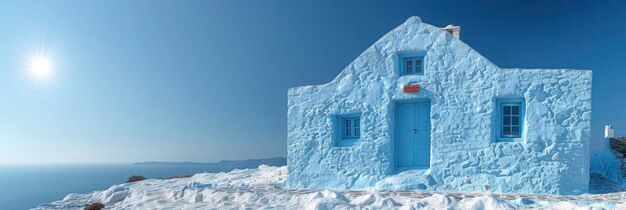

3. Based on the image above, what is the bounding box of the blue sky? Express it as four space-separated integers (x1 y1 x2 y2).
0 0 624 163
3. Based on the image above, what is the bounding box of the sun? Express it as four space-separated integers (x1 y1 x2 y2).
28 54 53 78
22 36 59 86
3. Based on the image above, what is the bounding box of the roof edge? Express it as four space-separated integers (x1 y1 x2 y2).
501 68 592 72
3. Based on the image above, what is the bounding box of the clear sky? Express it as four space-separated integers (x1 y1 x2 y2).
0 0 624 164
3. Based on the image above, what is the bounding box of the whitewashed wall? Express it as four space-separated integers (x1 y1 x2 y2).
286 17 592 195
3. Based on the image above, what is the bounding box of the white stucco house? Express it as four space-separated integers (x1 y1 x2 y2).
286 16 592 195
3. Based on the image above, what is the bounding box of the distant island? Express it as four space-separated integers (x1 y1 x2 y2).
133 157 286 172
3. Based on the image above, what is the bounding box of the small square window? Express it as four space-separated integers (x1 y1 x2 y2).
400 56 424 75
341 117 360 139
336 114 362 147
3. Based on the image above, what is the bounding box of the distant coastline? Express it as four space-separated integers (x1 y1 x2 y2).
133 157 286 168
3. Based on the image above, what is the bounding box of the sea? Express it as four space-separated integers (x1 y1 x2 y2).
0 164 242 209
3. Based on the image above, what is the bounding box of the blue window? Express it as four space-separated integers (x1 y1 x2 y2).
401 56 424 75
342 117 360 139
335 114 361 147
497 99 525 141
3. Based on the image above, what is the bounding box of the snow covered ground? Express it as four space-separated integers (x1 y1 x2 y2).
35 165 626 210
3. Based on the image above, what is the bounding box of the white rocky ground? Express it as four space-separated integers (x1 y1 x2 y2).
35 166 626 210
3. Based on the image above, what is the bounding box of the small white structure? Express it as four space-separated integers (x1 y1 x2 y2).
591 125 623 183
604 124 615 150
605 124 615 139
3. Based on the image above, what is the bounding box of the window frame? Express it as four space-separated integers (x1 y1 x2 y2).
341 117 360 139
335 113 362 147
496 98 525 142
399 55 425 76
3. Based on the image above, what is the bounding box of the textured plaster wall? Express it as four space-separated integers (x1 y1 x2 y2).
286 17 592 195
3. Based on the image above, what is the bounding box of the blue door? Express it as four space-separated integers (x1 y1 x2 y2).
395 101 430 171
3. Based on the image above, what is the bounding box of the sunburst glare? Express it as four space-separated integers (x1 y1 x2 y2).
29 54 53 79
22 36 59 87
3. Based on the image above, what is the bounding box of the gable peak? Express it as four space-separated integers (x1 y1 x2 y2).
405 16 422 24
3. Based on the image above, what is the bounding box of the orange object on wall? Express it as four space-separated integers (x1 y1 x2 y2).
403 84 420 93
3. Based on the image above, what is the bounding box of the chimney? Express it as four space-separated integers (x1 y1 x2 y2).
442 25 461 39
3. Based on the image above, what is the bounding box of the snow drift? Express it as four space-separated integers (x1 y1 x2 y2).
35 165 625 210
